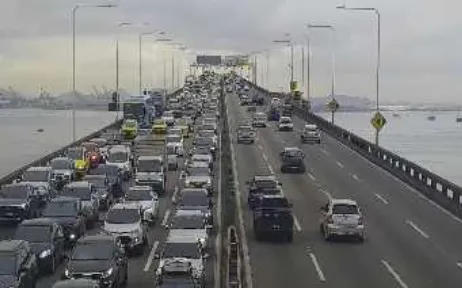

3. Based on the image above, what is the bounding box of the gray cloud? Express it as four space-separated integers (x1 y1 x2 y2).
0 0 462 103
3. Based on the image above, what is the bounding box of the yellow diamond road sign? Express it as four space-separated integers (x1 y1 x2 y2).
371 112 387 131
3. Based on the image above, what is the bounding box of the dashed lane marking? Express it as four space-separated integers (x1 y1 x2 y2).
161 209 171 227
352 174 360 181
374 193 389 205
336 161 344 169
406 220 430 239
143 241 159 272
294 216 302 232
308 251 326 282
307 172 316 181
381 260 409 288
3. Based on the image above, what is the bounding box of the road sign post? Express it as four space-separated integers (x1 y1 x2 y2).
370 111 387 146
327 98 339 125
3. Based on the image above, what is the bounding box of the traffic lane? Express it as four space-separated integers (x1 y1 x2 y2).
291 115 462 267
228 96 322 288
257 125 401 288
265 120 462 287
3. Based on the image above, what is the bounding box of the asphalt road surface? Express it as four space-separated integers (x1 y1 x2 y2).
227 88 462 288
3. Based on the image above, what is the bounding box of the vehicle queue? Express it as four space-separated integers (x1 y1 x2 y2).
0 72 222 288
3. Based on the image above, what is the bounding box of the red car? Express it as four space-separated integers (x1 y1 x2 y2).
82 142 101 169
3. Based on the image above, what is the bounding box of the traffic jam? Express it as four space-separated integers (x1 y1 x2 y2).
234 78 365 244
0 72 221 288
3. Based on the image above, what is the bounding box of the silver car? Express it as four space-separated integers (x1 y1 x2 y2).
320 199 365 242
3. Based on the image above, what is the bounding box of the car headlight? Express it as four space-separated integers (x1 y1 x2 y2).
205 212 211 218
19 203 27 209
69 233 76 240
39 249 51 258
64 268 70 277
199 238 206 246
103 267 113 278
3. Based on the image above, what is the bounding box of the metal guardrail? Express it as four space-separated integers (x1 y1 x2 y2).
226 226 242 288
244 79 462 219
0 88 185 188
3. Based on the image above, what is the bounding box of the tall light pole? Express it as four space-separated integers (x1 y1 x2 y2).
273 37 294 88
304 34 311 105
338 5 381 145
307 24 337 101
115 22 132 121
139 31 165 94
72 3 116 142
155 38 173 91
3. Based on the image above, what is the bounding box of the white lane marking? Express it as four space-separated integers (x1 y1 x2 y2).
352 174 360 181
406 220 430 239
230 119 253 288
381 260 409 288
320 189 332 200
171 186 179 202
374 193 389 205
293 216 302 232
320 148 330 156
143 241 159 272
308 252 326 282
262 153 268 162
161 209 171 227
336 161 344 168
307 172 316 181
258 144 263 150
268 164 274 174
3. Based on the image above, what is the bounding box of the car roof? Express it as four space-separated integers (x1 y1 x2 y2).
0 240 27 252
331 199 358 206
20 218 57 226
111 202 141 210
167 230 202 243
51 196 79 203
77 235 115 244
283 147 301 151
188 161 209 168
254 175 277 181
180 188 208 194
280 116 292 120
305 124 317 129
26 166 51 172
138 156 161 161
192 154 210 159
173 210 203 217
66 181 91 188
51 157 71 162
129 185 152 191
260 194 285 199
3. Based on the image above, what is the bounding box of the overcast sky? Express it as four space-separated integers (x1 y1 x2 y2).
0 0 461 103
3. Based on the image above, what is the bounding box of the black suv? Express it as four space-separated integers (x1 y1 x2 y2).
253 195 294 242
42 197 86 247
280 147 306 173
246 176 283 210
0 240 38 288
63 235 128 288
0 183 40 222
14 218 65 274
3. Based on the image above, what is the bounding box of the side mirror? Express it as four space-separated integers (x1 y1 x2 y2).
320 206 327 212
278 182 283 186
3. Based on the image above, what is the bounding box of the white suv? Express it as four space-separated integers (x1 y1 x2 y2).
320 199 365 242
278 116 294 131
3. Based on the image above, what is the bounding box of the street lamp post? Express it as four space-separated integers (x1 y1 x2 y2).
71 3 116 142
139 31 164 94
155 38 173 91
338 5 381 145
307 24 337 101
273 38 294 88
115 22 132 121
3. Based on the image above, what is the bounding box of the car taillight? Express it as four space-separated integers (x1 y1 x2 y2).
91 156 97 160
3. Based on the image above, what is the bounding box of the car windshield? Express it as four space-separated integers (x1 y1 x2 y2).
201 125 214 131
255 180 277 189
14 225 51 243
0 186 28 199
154 119 166 125
108 152 127 163
51 159 71 170
0 254 16 275
180 193 208 207
106 209 140 224
164 112 173 117
284 149 302 158
138 159 162 173
67 149 83 160
43 201 78 217
62 187 91 201
167 135 181 143
332 204 359 215
193 147 210 155
72 242 113 261
85 178 106 189
171 216 204 229
194 138 212 146
126 189 152 201
199 131 214 138
281 118 291 123
124 120 137 128
23 170 48 182
188 167 209 177
163 243 201 259
239 127 252 133
260 197 289 208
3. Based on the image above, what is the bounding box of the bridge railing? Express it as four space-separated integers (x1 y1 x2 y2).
226 226 242 288
244 80 462 219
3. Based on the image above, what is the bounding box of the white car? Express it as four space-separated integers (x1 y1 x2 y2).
103 202 148 253
320 199 365 242
125 186 159 224
166 209 210 249
278 116 294 131
197 130 217 147
166 134 184 156
190 154 213 170
162 111 175 126
106 146 132 180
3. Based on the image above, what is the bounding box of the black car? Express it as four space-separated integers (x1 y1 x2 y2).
13 218 65 274
83 175 113 210
0 240 38 288
0 183 40 222
87 164 123 199
63 235 128 288
246 175 283 209
53 279 100 288
280 147 306 173
42 197 86 247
